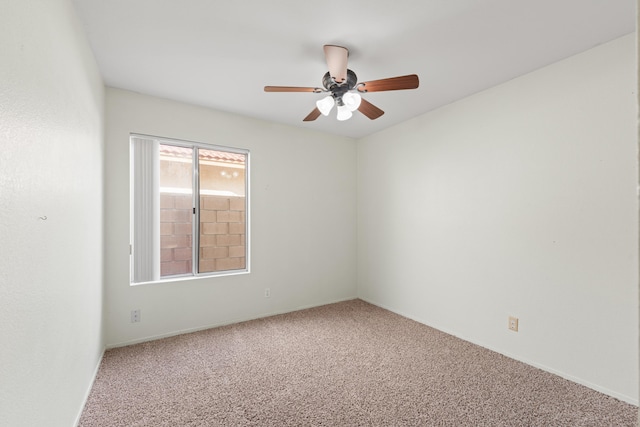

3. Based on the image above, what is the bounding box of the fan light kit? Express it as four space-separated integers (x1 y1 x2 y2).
317 92 361 120
264 45 419 122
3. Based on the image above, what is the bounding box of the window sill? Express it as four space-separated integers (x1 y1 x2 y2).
130 268 250 286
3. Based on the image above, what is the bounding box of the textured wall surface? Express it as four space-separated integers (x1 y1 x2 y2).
0 0 105 425
358 34 638 404
105 88 358 348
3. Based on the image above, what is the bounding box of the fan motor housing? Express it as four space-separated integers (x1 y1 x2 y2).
323 69 358 98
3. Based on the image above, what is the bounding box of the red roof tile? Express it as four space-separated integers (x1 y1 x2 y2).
159 144 245 164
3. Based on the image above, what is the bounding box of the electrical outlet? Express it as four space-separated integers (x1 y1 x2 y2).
131 309 141 323
508 316 518 332
264 288 270 298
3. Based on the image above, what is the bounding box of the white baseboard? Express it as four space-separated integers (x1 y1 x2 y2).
358 296 639 406
106 295 358 349
74 348 106 427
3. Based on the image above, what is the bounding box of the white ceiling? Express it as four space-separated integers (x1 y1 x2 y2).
72 0 635 139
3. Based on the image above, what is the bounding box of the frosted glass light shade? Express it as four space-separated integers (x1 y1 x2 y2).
316 96 335 116
336 105 353 121
342 92 361 111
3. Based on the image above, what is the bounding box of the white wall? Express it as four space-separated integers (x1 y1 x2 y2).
358 34 638 403
0 1 105 426
104 88 357 347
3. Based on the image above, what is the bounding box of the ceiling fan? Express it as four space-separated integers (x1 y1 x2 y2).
264 45 419 122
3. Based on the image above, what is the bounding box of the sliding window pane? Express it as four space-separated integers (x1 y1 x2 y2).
159 144 193 278
198 148 246 273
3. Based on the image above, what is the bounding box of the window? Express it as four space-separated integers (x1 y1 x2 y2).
130 135 249 284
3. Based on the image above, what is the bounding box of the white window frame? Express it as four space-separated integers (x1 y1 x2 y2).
130 133 250 285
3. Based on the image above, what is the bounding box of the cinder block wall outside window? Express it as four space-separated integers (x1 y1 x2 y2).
160 193 193 276
199 195 246 272
160 193 246 276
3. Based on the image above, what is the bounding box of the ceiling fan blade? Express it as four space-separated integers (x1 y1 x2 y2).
357 74 419 93
264 86 321 93
358 98 385 120
303 107 322 122
323 45 348 84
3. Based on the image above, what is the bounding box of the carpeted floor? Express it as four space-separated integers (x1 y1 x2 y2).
79 299 637 426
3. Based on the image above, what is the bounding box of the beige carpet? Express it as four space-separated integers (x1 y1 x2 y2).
79 299 637 426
